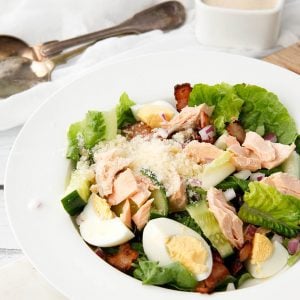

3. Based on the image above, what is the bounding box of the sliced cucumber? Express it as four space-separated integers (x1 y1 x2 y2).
186 201 233 258
150 189 168 218
141 168 168 218
202 151 235 190
61 170 91 216
282 151 300 179
102 108 117 141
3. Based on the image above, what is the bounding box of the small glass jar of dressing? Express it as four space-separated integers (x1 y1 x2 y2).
194 0 285 50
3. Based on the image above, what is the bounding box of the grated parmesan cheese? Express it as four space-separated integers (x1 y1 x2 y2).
92 135 203 196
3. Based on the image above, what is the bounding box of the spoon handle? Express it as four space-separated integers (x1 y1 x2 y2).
39 1 185 58
39 25 138 58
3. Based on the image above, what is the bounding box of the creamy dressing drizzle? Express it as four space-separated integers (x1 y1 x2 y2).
202 0 278 10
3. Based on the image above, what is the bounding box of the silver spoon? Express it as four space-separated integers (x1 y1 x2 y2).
0 1 186 61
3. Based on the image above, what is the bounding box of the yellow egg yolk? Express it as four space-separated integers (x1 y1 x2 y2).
251 233 273 264
137 105 175 128
165 235 208 274
91 193 114 220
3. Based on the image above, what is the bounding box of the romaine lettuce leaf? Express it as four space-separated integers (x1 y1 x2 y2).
171 211 203 235
234 84 297 144
66 121 82 162
116 92 136 128
188 83 244 134
133 260 197 290
238 182 300 237
81 111 106 149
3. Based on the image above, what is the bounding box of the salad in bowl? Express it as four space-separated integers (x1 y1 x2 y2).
61 82 300 294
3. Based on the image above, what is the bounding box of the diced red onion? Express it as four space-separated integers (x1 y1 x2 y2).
161 113 167 121
264 132 277 143
250 172 265 181
199 125 215 142
224 188 236 201
234 170 251 180
187 178 202 187
288 238 300 255
271 234 283 244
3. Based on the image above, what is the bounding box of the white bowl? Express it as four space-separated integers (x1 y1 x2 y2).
195 0 284 50
5 50 300 299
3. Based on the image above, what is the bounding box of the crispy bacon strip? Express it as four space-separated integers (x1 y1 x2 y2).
226 121 246 144
106 243 138 272
122 122 152 140
195 262 230 294
200 111 210 129
174 83 192 112
239 241 252 262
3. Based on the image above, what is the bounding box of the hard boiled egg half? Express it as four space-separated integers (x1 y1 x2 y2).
131 101 177 128
77 193 134 247
246 233 289 279
143 218 213 280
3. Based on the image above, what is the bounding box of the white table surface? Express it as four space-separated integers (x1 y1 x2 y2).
0 127 24 266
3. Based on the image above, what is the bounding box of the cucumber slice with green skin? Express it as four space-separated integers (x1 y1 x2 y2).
150 189 168 218
140 168 169 218
61 170 91 216
282 151 300 179
186 201 233 258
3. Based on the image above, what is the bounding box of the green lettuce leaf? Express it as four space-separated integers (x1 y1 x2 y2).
133 260 197 290
295 135 300 155
116 92 136 128
66 121 82 161
238 182 300 237
216 176 249 192
234 84 297 144
81 111 106 149
170 211 203 235
188 83 244 134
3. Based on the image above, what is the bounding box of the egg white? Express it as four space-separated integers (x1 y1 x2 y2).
77 198 134 247
143 218 213 281
246 241 289 279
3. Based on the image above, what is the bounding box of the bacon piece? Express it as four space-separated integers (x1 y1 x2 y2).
244 224 257 242
212 250 223 264
174 83 192 112
230 259 244 276
200 111 210 129
226 122 246 144
122 122 152 140
239 241 252 262
106 243 138 272
195 262 230 294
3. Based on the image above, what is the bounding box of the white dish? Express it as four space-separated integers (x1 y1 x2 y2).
195 0 284 50
5 50 300 299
